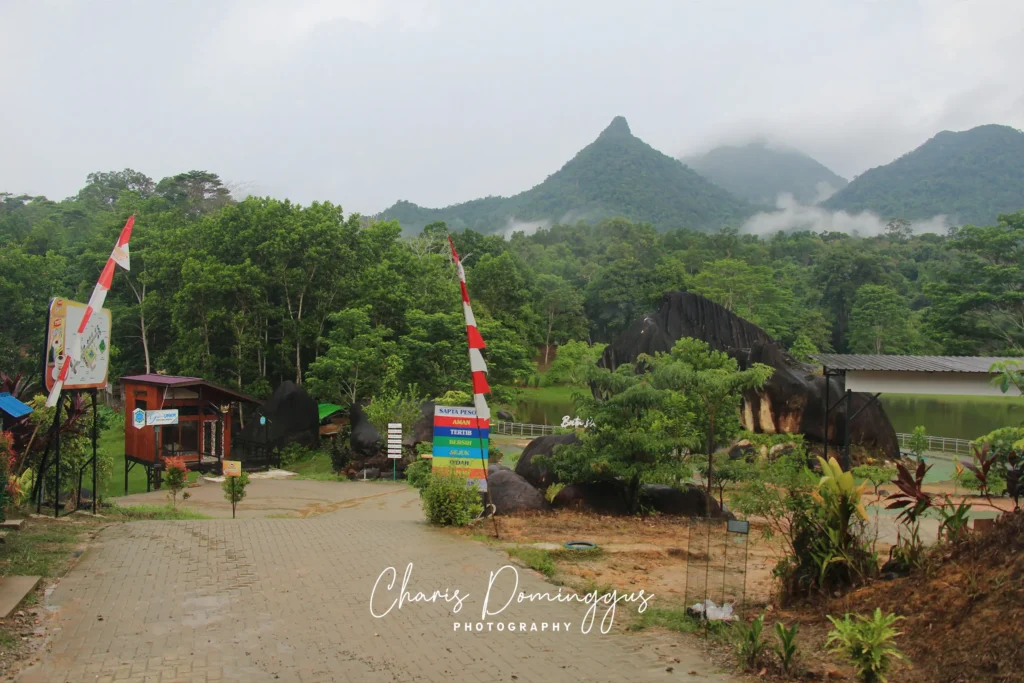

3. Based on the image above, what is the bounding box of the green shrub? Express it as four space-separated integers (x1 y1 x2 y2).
405 459 433 490
826 608 905 683
421 469 483 526
278 442 316 468
774 621 799 675
908 426 928 462
222 471 251 519
545 482 565 503
734 613 767 670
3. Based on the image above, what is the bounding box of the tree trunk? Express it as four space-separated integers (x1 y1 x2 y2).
626 474 642 515
544 311 553 365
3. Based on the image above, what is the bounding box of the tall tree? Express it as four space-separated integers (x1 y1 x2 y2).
847 284 918 354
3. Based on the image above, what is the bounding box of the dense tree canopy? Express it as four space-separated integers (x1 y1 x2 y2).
2 167 1021 407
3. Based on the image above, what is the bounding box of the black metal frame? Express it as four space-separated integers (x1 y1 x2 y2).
822 365 883 470
34 388 100 517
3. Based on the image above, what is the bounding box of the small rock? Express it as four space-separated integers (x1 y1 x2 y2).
666 666 674 673
97 615 104 621
14 611 24 618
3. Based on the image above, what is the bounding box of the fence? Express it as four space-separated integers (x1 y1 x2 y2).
895 432 973 457
491 421 557 437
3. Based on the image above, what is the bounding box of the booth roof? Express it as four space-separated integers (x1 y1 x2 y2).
120 374 261 404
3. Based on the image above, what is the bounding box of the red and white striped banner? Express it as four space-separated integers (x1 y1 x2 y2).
45 216 134 407
447 235 491 423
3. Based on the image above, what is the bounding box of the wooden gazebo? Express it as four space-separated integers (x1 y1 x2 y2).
120 374 260 492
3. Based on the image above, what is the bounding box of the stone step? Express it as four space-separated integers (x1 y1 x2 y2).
1 519 25 530
0 576 41 619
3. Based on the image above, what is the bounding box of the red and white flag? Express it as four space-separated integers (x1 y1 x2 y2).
45 216 134 407
447 235 491 423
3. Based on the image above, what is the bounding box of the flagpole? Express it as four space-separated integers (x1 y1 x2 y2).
447 234 498 537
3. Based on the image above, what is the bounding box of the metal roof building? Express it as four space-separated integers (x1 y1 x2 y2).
811 354 1022 397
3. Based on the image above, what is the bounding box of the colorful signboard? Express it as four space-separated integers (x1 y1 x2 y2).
432 405 488 492
45 298 112 392
222 460 242 477
131 408 146 430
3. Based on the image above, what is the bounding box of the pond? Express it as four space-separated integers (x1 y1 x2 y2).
512 387 1024 441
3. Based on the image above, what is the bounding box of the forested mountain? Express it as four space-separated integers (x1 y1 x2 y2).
824 124 1024 226
379 117 755 234
4 163 1023 406
680 141 848 205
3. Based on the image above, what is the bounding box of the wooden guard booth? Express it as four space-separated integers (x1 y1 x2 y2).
121 374 260 493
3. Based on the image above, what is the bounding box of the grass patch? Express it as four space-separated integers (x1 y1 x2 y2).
0 518 88 577
548 546 605 562
629 606 732 640
104 503 211 520
506 546 557 578
285 450 339 480
100 426 200 498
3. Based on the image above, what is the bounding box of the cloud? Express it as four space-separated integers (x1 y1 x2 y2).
213 0 438 62
742 194 952 236
500 218 551 238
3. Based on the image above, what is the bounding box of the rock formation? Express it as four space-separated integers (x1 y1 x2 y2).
488 469 550 514
515 434 579 488
598 291 899 463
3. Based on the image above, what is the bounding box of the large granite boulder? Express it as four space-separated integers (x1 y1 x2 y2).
515 434 579 488
349 403 382 457
598 291 899 464
551 481 630 515
641 484 733 519
551 481 731 518
488 469 550 515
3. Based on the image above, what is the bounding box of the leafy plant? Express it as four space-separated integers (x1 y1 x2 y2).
328 432 352 473
278 442 315 468
885 460 933 524
734 613 767 670
826 609 905 683
852 464 896 499
421 468 483 526
222 471 250 519
773 621 799 675
162 455 190 510
544 482 565 503
907 426 928 462
405 459 432 490
937 498 972 541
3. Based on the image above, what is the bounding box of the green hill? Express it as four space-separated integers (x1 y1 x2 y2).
379 117 754 233
823 124 1024 225
680 141 848 206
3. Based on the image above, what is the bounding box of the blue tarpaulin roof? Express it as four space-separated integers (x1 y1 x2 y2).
0 392 32 419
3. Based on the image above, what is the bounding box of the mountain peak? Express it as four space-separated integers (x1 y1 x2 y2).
600 116 631 138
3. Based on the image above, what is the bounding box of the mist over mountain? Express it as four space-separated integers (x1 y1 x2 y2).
379 117 755 234
823 124 1024 226
680 141 848 206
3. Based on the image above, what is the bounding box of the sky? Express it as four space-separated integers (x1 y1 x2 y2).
2 0 1022 216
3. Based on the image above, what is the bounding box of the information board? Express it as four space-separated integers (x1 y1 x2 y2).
44 298 112 391
432 406 488 492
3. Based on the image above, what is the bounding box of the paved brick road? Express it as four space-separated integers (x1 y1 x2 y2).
18 485 735 683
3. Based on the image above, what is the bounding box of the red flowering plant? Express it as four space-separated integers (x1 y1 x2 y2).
162 455 191 509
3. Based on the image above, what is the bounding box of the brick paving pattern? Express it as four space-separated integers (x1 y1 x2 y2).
19 512 735 682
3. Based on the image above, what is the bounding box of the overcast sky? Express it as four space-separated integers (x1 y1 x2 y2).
2 0 1022 215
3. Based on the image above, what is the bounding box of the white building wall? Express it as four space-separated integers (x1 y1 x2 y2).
844 371 1021 397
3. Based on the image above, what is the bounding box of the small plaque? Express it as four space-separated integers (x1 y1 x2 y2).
727 520 750 535
222 461 242 477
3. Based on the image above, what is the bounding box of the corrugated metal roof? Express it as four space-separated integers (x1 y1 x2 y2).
810 354 1022 373
318 403 345 421
0 392 32 419
119 374 260 404
119 373 202 386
